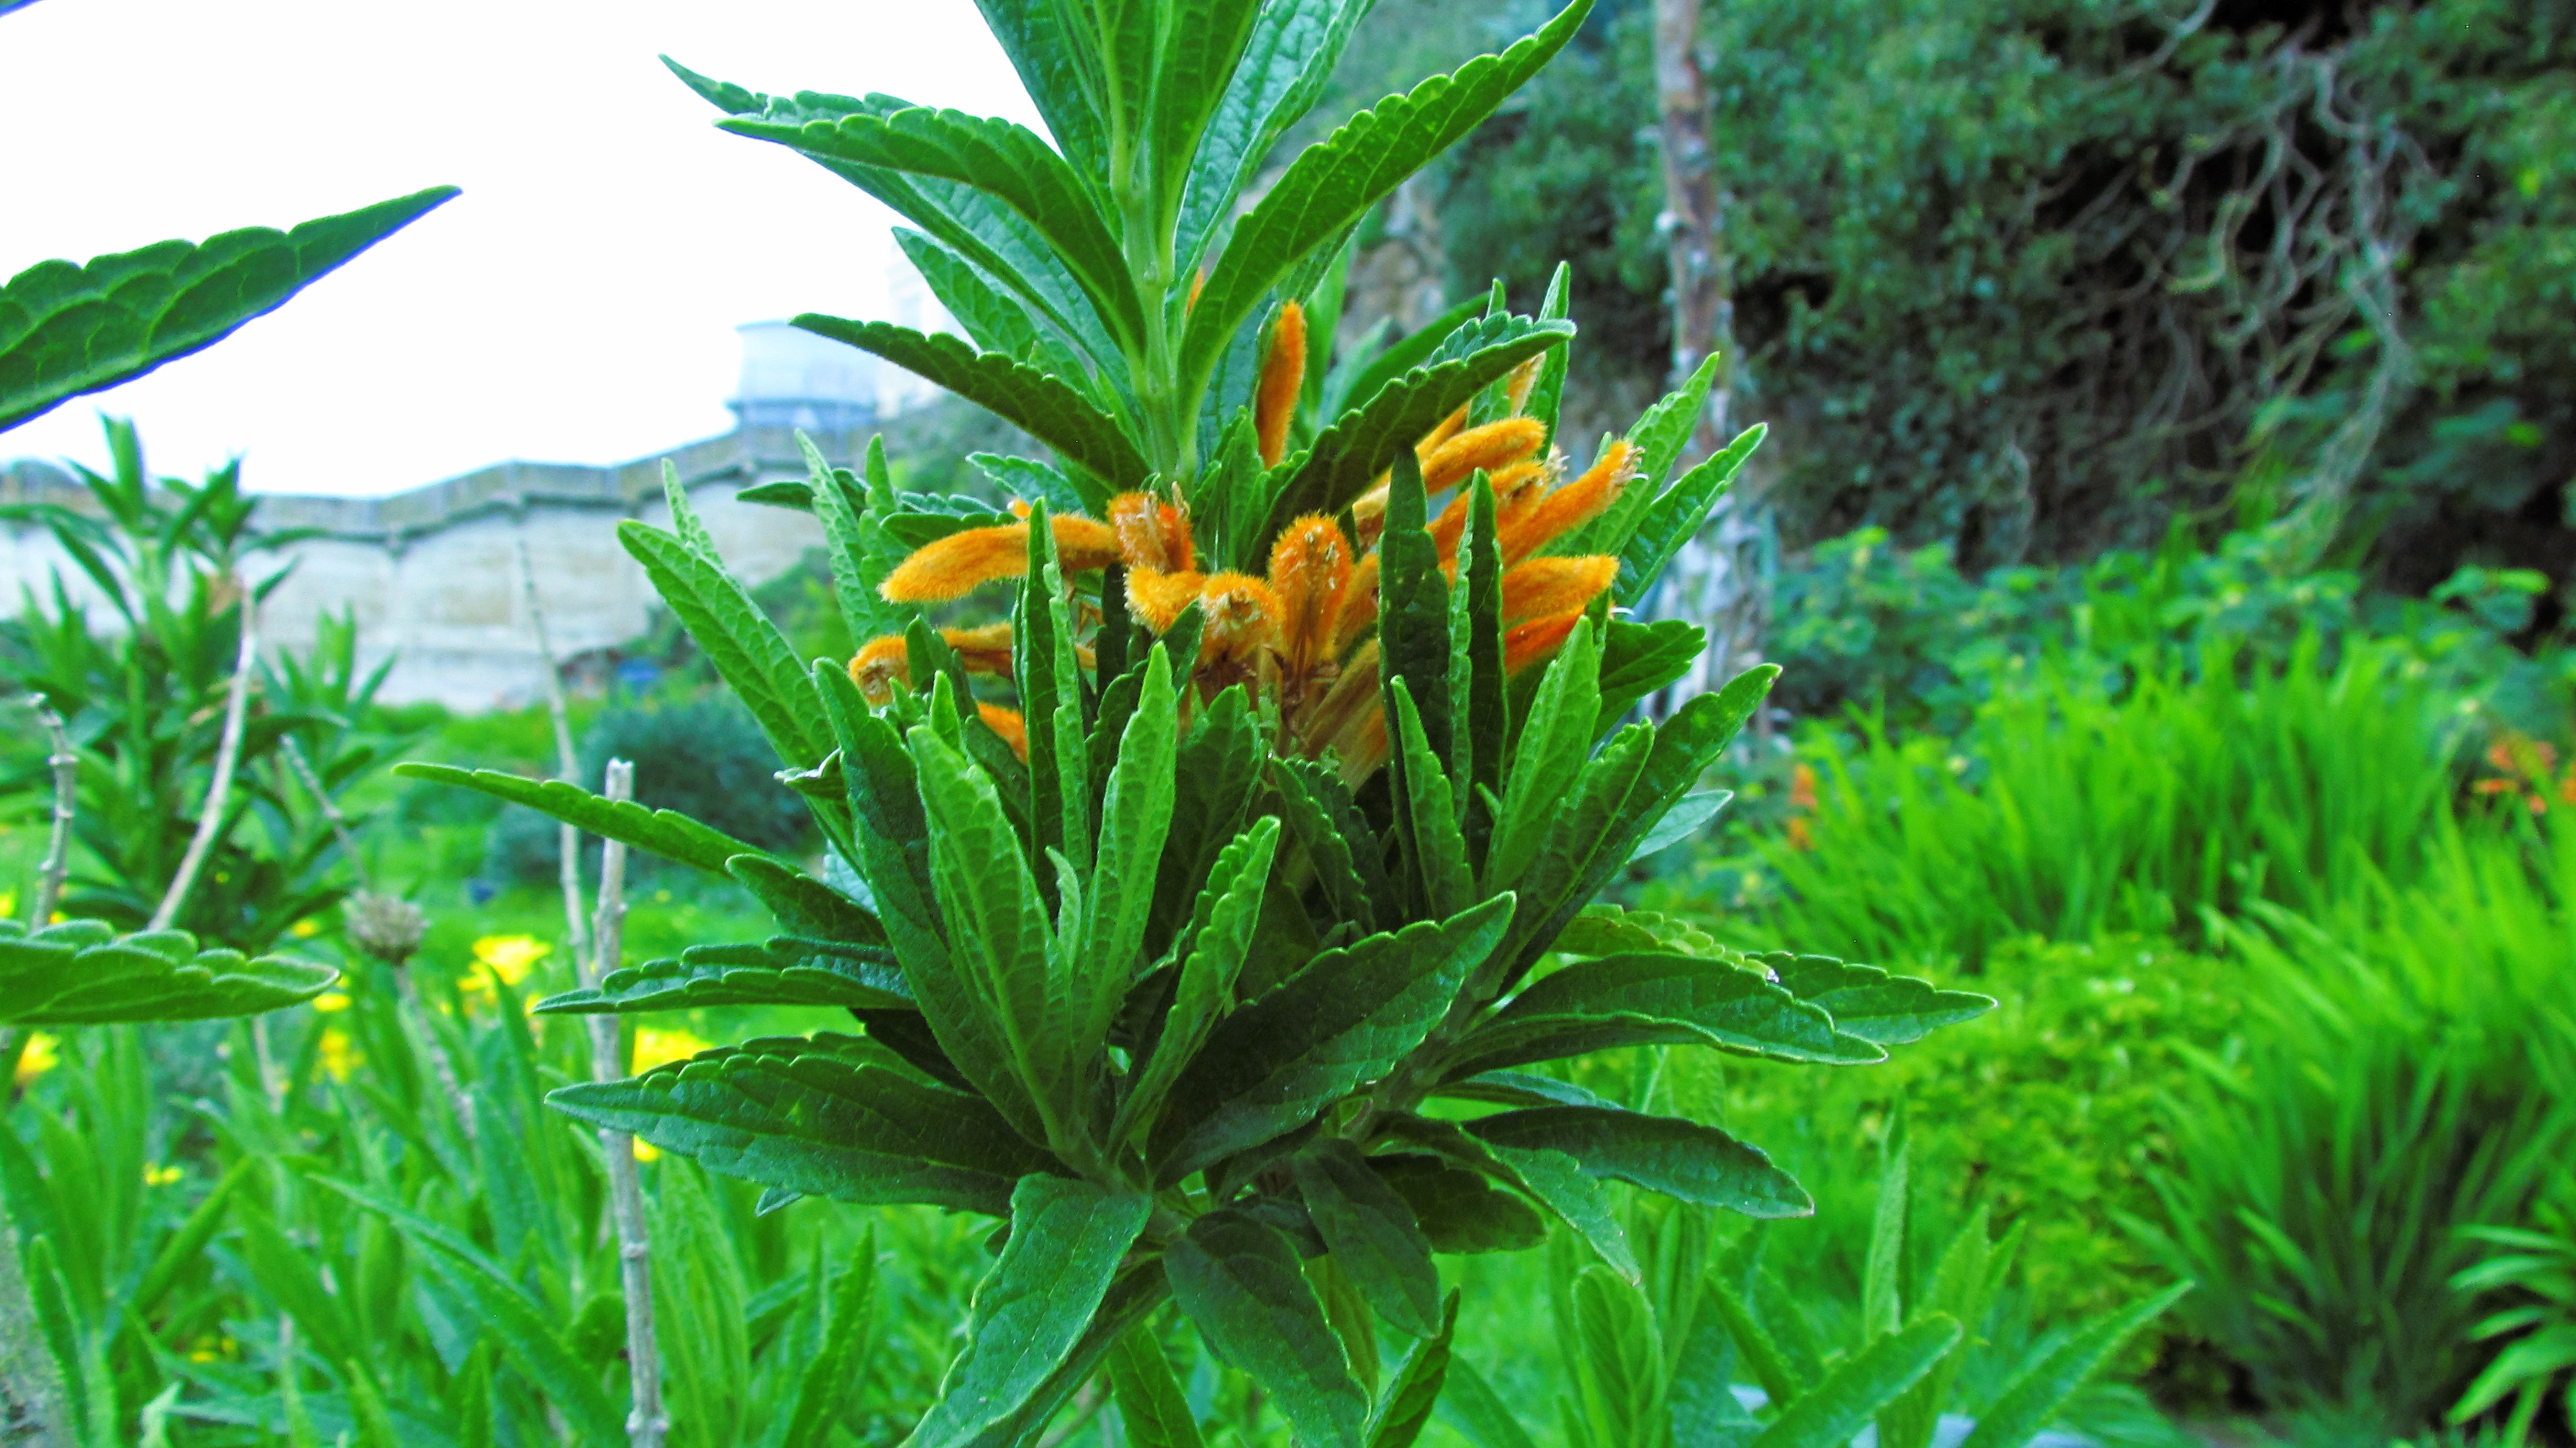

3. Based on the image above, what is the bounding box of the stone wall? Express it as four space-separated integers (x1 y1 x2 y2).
1 424 871 712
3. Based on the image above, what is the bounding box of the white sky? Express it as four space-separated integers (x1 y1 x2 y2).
0 0 1034 496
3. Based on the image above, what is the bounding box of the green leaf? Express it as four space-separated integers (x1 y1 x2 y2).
1863 1111 1912 1342
1613 425 1765 607
1016 501 1089 878
1461 473 1507 829
533 939 908 1014
19 1235 87 1444
1466 1106 1812 1217
808 432 916 643
1562 355 1718 559
0 187 456 433
1378 1117 1633 1278
1388 679 1471 920
1956 1285 2190 1448
1439 1359 1541 1448
1254 312 1574 552
1595 619 1706 728
729 855 894 952
1167 1211 1371 1448
1105 1325 1208 1448
1550 905 1721 959
1631 791 1729 864
1486 615 1601 891
547 1036 1054 1214
1707 1272 1806 1409
1150 896 1514 1186
1527 264 1573 447
1369 1292 1461 1448
1293 1140 1443 1337
619 518 832 768
952 1263 1174 1448
1179 0 1593 403
1366 1155 1548 1255
394 763 775 878
967 1 1111 183
797 317 1146 493
897 228 1099 390
905 1176 1152 1448
1147 0 1267 231
1117 816 1279 1147
1748 1317 1960 1448
1269 756 1391 934
1078 644 1181 1056
1380 449 1454 769
1175 0 1373 271
1147 685 1265 956
1443 952 1884 1078
1880 1209 1999 1448
730 106 1146 354
1761 956 1995 1045
768 1236 881 1448
1425 1071 1621 1112
0 920 334 1025
1325 296 1482 432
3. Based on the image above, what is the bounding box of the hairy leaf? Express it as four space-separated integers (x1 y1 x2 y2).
1466 1106 1812 1217
1104 1325 1208 1448
1369 1293 1460 1448
1168 1211 1370 1448
1613 424 1766 607
394 763 773 879
621 519 833 768
533 939 908 1015
1118 816 1279 1147
1956 1284 2190 1448
1748 1317 1960 1448
1443 952 1883 1078
1176 0 1375 271
1293 1140 1443 1337
1761 955 1995 1045
0 919 334 1025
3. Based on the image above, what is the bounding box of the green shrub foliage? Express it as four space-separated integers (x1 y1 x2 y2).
414 3 1993 1441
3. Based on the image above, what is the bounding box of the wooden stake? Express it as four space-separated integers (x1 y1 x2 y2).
583 760 667 1448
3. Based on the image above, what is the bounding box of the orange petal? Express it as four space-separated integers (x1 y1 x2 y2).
879 515 1119 601
1331 553 1381 658
944 621 1018 677
1503 613 1585 674
1418 405 1470 455
977 703 1029 760
848 634 910 704
1500 555 1617 626
1256 301 1307 469
1421 418 1546 494
1128 568 1208 634
1504 354 1545 414
1267 514 1353 681
1197 571 1281 667
1499 438 1636 563
1110 491 1194 573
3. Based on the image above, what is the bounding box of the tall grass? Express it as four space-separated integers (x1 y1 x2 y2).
1752 638 2467 969
2132 816 2576 1431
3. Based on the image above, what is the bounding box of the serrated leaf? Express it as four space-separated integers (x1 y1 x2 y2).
1613 425 1765 607
1269 756 1390 933
1761 955 1995 1045
1369 1292 1460 1448
1486 615 1600 891
797 316 1146 493
0 920 334 1025
1117 816 1279 1147
1380 448 1454 771
1367 1155 1548 1255
1 187 456 432
1105 1326 1208 1448
1708 1272 1805 1409
729 855 894 953
809 432 919 643
1254 312 1574 553
1077 643 1179 1056
769 1234 881 1448
1293 1140 1443 1337
1445 952 1883 1078
1175 0 1373 273
1379 1117 1633 1279
1326 295 1482 434
897 228 1097 390
1563 355 1718 559
620 519 833 768
730 106 1145 354
1550 904 1720 959
1388 679 1471 920
972 451 1099 520
1146 0 1266 231
1168 1211 1370 1448
1179 0 1592 403
904 1175 1152 1448
1956 1284 2190 1448
533 939 908 1014
1150 897 1514 1186
1466 1106 1812 1217
548 1037 1053 1214
967 1 1111 183
394 763 775 879
1748 1317 1960 1448
1596 619 1706 728
1880 1209 1998 1448
1146 685 1264 955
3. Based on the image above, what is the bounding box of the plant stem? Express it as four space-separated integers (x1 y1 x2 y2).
583 760 667 1448
151 588 259 933
27 696 74 929
515 529 594 972
278 736 367 892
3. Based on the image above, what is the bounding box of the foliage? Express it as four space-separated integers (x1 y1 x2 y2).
478 696 813 889
0 421 403 950
2133 818 2576 1431
2451 1166 2576 1443
420 3 2009 1445
0 919 334 1025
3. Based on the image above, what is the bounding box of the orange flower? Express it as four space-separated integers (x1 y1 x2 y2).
1789 763 1819 811
978 703 1029 759
1500 438 1635 563
847 623 1020 703
1256 302 1307 469
1499 555 1617 626
1267 515 1353 684
1128 568 1209 633
880 515 1121 601
1196 571 1281 669
1502 613 1583 674
1421 418 1546 495
1331 554 1381 658
1503 354 1545 414
1785 816 1814 852
1110 491 1194 573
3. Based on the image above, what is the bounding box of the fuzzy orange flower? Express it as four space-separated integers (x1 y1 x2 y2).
1499 438 1635 563
1256 302 1307 469
1502 613 1584 674
1499 555 1618 626
1110 491 1194 573
848 623 1021 704
977 704 1029 759
1421 418 1547 495
880 515 1121 601
1268 514 1353 685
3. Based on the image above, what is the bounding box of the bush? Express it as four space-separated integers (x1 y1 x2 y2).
2135 820 2576 1431
480 697 811 888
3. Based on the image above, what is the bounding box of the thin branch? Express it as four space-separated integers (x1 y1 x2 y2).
583 759 667 1448
28 695 74 928
151 587 259 933
514 526 593 972
279 736 367 893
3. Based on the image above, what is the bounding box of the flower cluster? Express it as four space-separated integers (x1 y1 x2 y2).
848 304 1635 781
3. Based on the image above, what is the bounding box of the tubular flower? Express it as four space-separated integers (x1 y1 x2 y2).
978 703 1029 760
1194 572 1281 672
1503 354 1545 414
848 623 1022 704
1499 438 1635 563
1267 514 1353 687
1421 417 1547 495
1127 568 1210 633
1110 491 1193 573
1255 302 1307 469
1330 553 1381 659
1503 613 1585 674
1499 555 1618 626
881 515 1121 601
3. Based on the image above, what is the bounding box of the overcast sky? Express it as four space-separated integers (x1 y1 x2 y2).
1 0 1035 496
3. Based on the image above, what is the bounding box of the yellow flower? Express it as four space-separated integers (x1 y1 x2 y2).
144 1164 183 1187
318 1028 361 1083
311 991 352 1014
631 1138 663 1163
631 1025 713 1075
470 935 550 984
14 1032 59 1087
290 918 323 939
0 889 14 917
